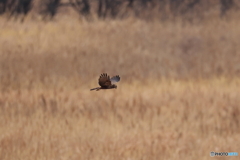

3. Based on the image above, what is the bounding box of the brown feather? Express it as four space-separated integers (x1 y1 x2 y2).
98 73 112 87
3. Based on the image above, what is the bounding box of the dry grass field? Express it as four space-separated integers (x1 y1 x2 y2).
0 15 240 160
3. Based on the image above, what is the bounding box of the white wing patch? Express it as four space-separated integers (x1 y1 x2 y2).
110 75 120 83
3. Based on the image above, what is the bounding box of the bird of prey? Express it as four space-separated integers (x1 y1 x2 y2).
90 73 120 91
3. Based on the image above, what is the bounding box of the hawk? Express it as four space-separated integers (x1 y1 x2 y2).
90 73 120 91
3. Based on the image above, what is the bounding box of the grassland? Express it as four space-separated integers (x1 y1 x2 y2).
0 16 240 160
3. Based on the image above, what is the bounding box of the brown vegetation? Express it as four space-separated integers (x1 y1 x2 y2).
0 0 240 21
0 13 240 159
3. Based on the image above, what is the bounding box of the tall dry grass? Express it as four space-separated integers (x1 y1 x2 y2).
0 16 240 160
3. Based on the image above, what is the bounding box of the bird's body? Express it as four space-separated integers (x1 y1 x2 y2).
90 73 120 91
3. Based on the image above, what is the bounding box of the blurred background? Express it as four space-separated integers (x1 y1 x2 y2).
0 0 240 160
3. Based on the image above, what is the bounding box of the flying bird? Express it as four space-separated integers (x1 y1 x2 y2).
90 73 120 91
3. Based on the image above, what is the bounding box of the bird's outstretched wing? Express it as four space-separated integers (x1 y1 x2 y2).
98 73 112 87
110 75 120 83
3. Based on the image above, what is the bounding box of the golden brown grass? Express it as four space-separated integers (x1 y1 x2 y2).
0 16 240 160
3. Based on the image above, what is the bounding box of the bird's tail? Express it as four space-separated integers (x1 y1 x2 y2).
90 87 101 91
